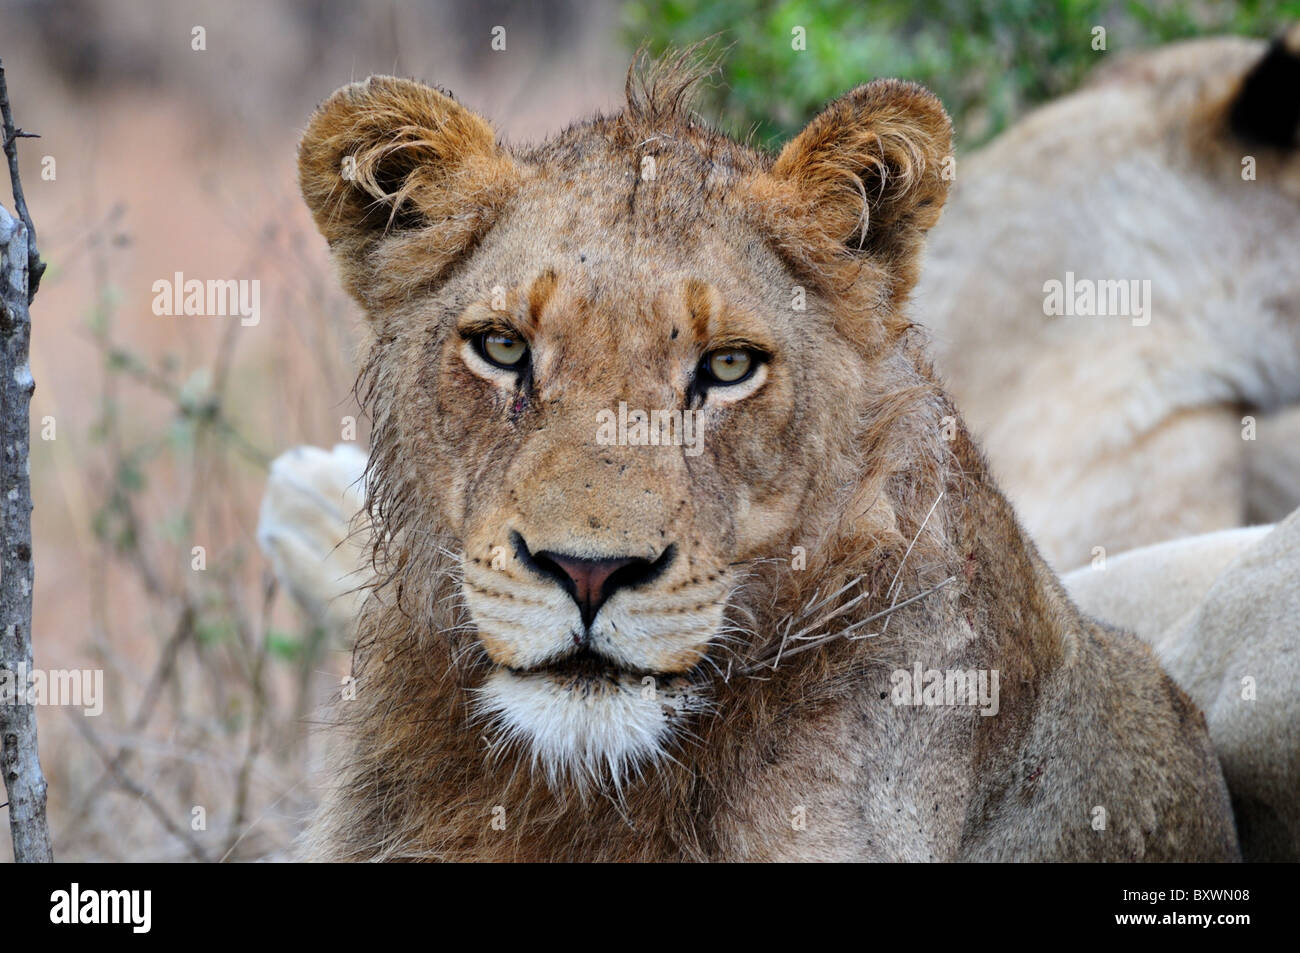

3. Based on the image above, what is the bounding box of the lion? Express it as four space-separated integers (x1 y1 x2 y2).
1064 512 1300 862
916 31 1300 571
285 56 1238 861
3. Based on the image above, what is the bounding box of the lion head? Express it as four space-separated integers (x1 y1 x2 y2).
298 55 952 790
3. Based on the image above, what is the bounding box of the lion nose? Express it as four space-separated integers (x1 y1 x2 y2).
512 533 675 627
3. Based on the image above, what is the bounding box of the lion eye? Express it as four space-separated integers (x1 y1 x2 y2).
478 332 529 370
704 348 755 385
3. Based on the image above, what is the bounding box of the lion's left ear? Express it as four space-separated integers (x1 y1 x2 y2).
755 79 953 300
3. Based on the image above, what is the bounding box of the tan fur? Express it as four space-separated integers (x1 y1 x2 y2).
1155 511 1300 862
918 35 1300 570
287 59 1238 861
1248 405 1300 524
257 444 370 639
1067 513 1300 862
1063 525 1274 642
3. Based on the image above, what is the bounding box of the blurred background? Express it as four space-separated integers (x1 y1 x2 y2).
0 0 1294 861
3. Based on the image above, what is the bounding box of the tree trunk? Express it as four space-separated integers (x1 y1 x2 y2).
0 54 53 862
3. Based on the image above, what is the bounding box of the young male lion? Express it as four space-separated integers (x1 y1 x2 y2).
291 57 1238 861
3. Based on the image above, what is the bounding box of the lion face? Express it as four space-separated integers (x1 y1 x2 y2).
388 183 839 785
298 69 951 785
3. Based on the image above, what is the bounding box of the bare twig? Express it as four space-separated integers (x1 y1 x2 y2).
882 489 944 633
73 717 211 863
60 603 196 838
221 573 274 860
0 60 44 301
744 575 959 673
0 59 51 863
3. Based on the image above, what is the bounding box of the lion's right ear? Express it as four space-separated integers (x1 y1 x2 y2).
752 80 952 308
298 76 520 308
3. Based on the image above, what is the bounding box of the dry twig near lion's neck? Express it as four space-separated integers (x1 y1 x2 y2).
741 574 958 674
0 58 53 862
742 488 953 674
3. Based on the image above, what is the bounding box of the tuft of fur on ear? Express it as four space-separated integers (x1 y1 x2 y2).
754 79 953 307
298 75 520 310
1228 25 1300 148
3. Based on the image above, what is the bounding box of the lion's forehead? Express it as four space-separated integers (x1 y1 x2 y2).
419 135 799 341
451 218 797 346
522 117 770 182
492 144 768 252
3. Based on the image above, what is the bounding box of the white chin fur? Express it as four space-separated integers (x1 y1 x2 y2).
472 667 705 790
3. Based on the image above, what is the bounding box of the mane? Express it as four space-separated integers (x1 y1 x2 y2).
307 322 982 860
623 43 720 129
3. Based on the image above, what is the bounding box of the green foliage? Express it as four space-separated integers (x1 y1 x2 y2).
623 0 1300 148
196 615 236 646
266 629 305 662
